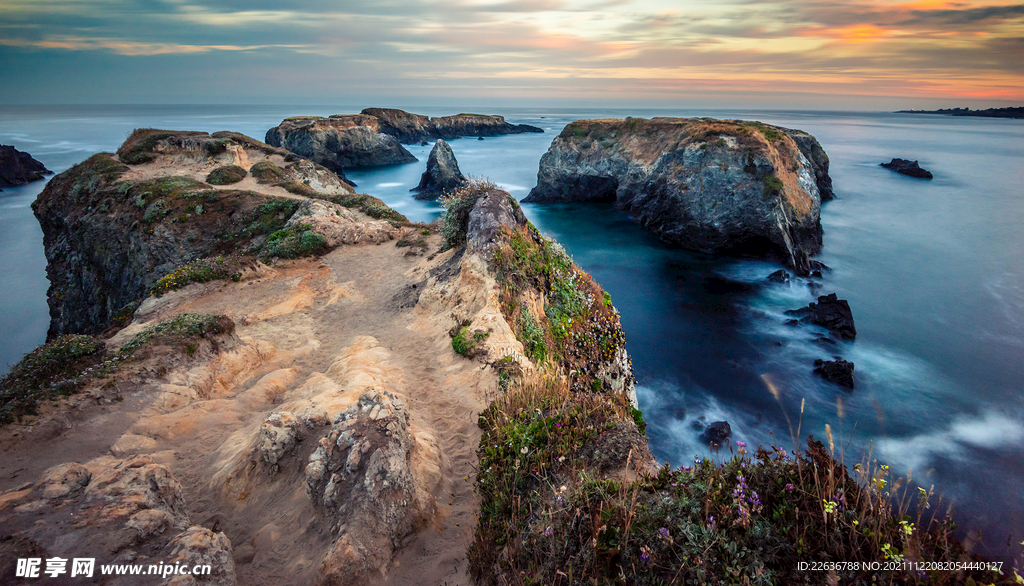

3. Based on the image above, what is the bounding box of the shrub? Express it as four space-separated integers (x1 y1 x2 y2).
143 198 169 223
250 161 287 184
260 224 327 260
206 165 247 185
438 176 498 249
150 256 245 296
763 175 784 196
119 313 233 359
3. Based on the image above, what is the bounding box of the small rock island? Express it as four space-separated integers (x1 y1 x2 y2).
881 158 933 179
0 144 51 189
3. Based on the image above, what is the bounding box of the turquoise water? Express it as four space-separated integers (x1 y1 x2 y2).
1 105 1021 561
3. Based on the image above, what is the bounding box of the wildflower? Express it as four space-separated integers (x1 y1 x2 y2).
657 527 670 540
544 526 553 537
639 546 652 562
520 446 528 455
785 483 794 492
736 441 746 447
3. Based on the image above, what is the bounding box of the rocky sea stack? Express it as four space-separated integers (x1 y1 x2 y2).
523 117 833 275
412 139 468 199
0 144 51 189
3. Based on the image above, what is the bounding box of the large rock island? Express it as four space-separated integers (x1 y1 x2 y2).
265 108 543 177
524 117 833 275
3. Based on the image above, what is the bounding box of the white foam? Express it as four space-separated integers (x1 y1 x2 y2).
876 410 1024 473
376 182 404 188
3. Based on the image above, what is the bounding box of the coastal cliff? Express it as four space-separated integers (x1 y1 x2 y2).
32 129 400 338
524 117 832 274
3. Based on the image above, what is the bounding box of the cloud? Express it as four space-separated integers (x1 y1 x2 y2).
0 0 1021 103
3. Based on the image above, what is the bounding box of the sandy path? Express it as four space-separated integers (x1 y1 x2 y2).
0 233 490 586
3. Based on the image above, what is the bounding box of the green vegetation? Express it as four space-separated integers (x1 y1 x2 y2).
0 335 105 423
763 175 784 197
325 193 407 223
116 129 206 165
471 372 1007 585
278 181 319 198
143 199 169 223
239 199 301 238
250 161 287 184
206 165 247 185
111 300 141 328
118 313 233 358
438 177 498 249
450 323 487 358
490 224 626 389
260 223 327 260
150 256 245 297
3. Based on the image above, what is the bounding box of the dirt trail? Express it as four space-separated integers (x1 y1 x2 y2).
0 233 493 586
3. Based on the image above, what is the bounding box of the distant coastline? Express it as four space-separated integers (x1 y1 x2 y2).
896 106 1023 119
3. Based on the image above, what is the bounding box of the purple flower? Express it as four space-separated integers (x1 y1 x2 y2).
657 527 670 540
736 441 747 447
785 483 794 492
544 526 553 537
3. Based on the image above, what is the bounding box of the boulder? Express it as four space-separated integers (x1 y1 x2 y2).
305 389 442 585
412 139 468 199
701 421 732 447
0 144 51 188
786 293 857 340
814 358 855 388
523 118 830 275
767 269 790 283
881 158 933 179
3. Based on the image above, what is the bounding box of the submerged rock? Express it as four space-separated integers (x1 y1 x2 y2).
814 358 855 388
0 144 51 188
786 293 857 340
881 158 933 179
524 117 831 275
767 269 791 283
412 139 468 199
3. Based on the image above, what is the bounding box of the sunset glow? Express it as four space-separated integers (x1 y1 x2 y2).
1 0 1021 107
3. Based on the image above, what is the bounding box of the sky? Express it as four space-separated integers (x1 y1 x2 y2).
1 0 1022 109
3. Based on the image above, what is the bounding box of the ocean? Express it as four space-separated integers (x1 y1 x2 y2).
1 105 1022 560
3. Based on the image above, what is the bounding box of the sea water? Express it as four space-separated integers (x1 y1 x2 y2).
1 105 1022 560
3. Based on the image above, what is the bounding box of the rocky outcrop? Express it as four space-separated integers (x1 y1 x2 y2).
361 108 543 143
33 129 399 337
786 293 857 340
814 358 855 388
412 139 467 199
881 158 933 179
524 117 831 275
305 389 441 585
0 456 236 585
265 109 542 175
0 144 51 189
264 116 416 174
